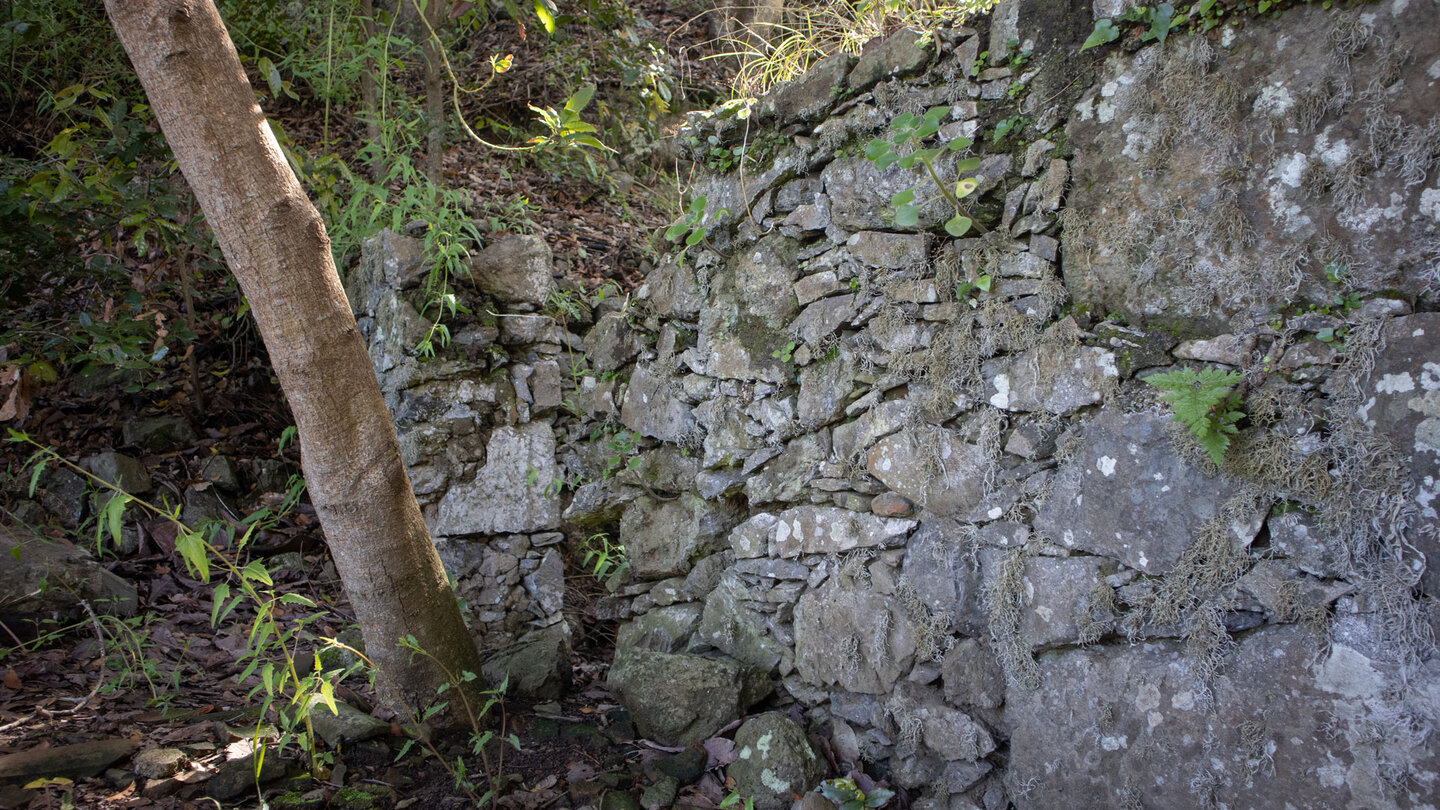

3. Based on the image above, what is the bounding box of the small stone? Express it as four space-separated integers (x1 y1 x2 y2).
640 775 679 809
206 751 288 801
306 699 390 747
122 416 197 452
132 748 188 780
871 491 915 518
197 455 240 491
0 739 137 783
1174 333 1257 367
1022 139 1056 176
83 451 152 494
726 713 822 810
1029 234 1059 262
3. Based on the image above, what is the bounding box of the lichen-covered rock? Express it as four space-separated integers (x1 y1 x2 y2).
982 332 1117 414
866 427 988 517
695 570 789 674
0 525 137 619
726 713 822 810
606 648 770 745
848 27 935 93
617 604 703 653
1352 313 1440 595
433 422 561 536
1005 623 1440 810
1034 410 1264 574
793 579 919 694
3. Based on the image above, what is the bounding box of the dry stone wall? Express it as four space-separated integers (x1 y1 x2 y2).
349 1 1440 807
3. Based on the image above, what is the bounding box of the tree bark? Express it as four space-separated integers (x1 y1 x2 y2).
105 0 484 716
421 0 446 182
360 0 382 180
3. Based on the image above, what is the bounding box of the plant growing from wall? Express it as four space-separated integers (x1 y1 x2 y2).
1144 367 1245 465
864 106 983 236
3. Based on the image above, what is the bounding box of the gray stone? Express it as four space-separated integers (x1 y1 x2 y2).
746 431 830 505
620 364 697 444
1005 624 1440 810
794 270 843 306
790 295 859 347
180 485 228 528
849 28 935 93
866 427 988 518
982 335 1117 415
523 548 565 617
760 53 854 126
468 234 553 308
798 353 853 427
895 683 995 762
346 230 427 317
640 776 679 810
942 638 1005 710
0 739 137 783
618 604 703 653
1003 420 1057 460
1034 410 1266 575
1174 333 1258 367
832 400 910 463
1267 510 1347 579
482 622 571 699
847 232 932 269
122 415 197 451
132 748 188 779
735 506 916 559
682 551 734 600
1352 313 1440 595
606 648 770 745
207 750 288 801
642 254 704 319
307 699 390 747
822 154 976 233
794 579 919 694
1022 139 1056 177
197 455 240 491
0 525 137 619
622 495 745 579
584 312 643 372
726 713 822 810
997 552 1111 649
83 451 152 495
433 422 561 536
696 571 788 674
1022 158 1068 215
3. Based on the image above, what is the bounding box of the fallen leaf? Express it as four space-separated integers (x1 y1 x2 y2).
3 669 20 690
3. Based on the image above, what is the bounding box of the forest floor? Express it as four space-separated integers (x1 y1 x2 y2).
0 2 766 807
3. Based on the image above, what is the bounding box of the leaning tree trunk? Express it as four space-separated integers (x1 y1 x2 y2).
105 0 484 716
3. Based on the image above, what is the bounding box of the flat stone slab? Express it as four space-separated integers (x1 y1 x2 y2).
0 738 137 782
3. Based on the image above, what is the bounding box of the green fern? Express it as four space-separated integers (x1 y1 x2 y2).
1144 367 1244 466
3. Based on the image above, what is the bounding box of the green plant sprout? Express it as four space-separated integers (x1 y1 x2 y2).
955 274 992 307
665 194 729 247
771 341 798 363
1144 367 1245 465
581 532 629 582
864 107 984 237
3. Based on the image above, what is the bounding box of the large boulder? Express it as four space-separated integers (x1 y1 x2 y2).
0 526 136 620
467 234 554 308
1034 410 1264 575
607 648 770 745
726 713 822 810
432 422 561 536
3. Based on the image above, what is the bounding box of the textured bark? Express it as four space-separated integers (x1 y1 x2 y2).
105 0 484 715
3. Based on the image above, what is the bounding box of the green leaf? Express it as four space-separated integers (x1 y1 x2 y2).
98 492 128 550
890 189 915 207
241 560 273 586
211 583 231 627
955 156 982 174
864 139 891 162
895 203 920 228
564 84 594 114
685 229 705 246
944 214 972 236
317 678 339 714
954 177 979 199
1149 3 1176 42
278 593 317 607
175 530 210 583
1081 18 1120 51
534 0 557 33
974 274 992 292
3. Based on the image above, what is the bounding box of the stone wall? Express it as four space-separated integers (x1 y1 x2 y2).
350 1 1440 807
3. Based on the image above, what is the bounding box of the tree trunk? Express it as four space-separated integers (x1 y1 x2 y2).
105 0 484 717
